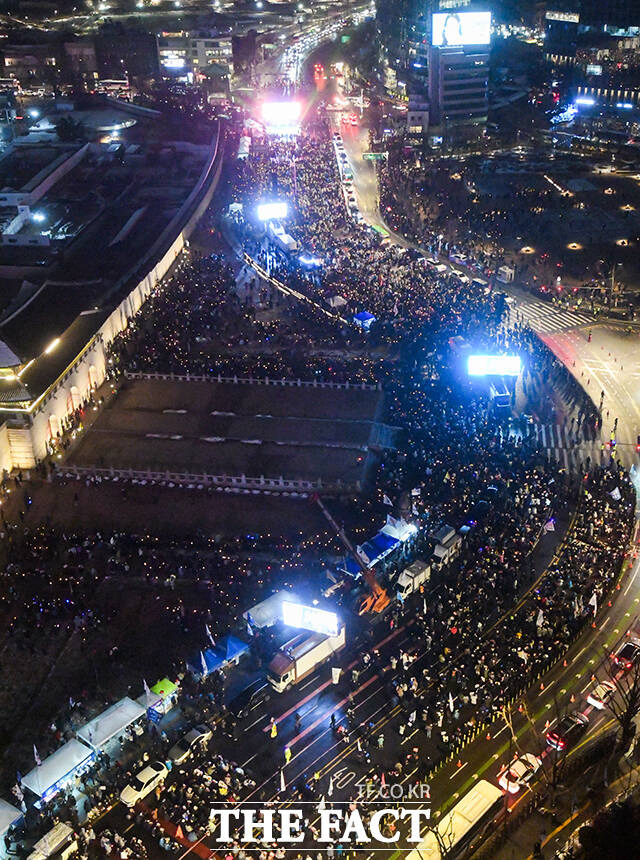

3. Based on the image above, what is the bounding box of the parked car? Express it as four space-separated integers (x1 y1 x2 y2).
545 712 588 751
120 761 168 807
227 679 271 719
498 753 542 793
611 639 640 671
586 680 616 710
168 724 213 764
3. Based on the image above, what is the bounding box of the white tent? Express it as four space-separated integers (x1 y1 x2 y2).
76 697 145 749
328 295 347 308
242 591 300 629
22 739 93 799
0 798 21 837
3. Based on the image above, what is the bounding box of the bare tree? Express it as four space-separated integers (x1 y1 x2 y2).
602 653 640 751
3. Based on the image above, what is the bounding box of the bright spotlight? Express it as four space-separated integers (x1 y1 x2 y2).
468 355 521 377
257 201 288 221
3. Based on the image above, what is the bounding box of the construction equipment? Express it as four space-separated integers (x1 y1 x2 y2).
312 494 390 615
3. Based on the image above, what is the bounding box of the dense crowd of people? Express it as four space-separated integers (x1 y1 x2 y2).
2 110 636 860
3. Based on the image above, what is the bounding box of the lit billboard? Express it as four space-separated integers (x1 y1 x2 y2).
282 602 339 637
261 101 301 134
257 201 288 221
431 11 491 47
467 355 521 376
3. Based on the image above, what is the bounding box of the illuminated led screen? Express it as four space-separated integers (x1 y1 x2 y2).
282 602 339 636
467 355 521 376
257 201 288 221
431 11 491 47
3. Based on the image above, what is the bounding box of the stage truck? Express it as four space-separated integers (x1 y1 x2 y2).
267 623 346 693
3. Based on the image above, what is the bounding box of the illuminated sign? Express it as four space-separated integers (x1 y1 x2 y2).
257 201 288 221
282 602 339 637
586 64 602 75
439 0 470 8
162 55 186 69
545 11 580 22
467 355 522 376
431 11 491 47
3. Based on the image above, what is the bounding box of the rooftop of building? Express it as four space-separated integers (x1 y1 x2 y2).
0 143 82 194
0 103 219 402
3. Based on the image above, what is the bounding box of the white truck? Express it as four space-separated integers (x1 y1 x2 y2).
496 265 515 284
267 625 346 693
397 559 431 602
431 525 463 569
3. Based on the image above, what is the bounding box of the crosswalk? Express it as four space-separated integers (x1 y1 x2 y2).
522 422 612 471
507 299 593 334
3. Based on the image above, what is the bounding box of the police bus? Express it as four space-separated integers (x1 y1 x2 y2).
406 780 503 859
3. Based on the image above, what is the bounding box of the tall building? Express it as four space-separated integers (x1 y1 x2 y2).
544 7 580 64
428 41 490 127
579 0 640 31
377 2 490 137
427 8 491 134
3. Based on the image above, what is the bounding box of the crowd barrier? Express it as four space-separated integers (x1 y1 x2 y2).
124 370 381 391
58 465 361 495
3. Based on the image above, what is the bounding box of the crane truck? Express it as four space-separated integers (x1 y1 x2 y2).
312 494 390 615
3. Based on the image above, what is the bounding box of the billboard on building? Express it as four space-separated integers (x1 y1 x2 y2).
431 11 491 47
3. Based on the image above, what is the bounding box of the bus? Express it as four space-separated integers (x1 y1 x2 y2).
405 780 503 859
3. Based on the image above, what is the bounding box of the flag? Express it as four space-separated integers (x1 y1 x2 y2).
383 494 393 507
411 487 421 497
589 593 598 615
544 518 555 532
536 609 544 627
380 772 386 789
69 696 75 709
11 784 23 803
200 651 208 677
317 796 326 812
205 624 215 647
280 770 286 793
33 745 41 768
328 775 334 797
332 667 341 685
610 487 621 501
246 621 254 637
448 692 455 713
143 678 152 707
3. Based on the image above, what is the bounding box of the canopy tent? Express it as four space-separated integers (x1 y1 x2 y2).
353 311 376 331
242 591 300 629
22 739 94 799
27 822 75 860
187 648 222 678
0 798 21 837
328 295 347 308
188 637 248 678
217 635 249 664
76 697 145 749
151 678 178 699
138 678 180 715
